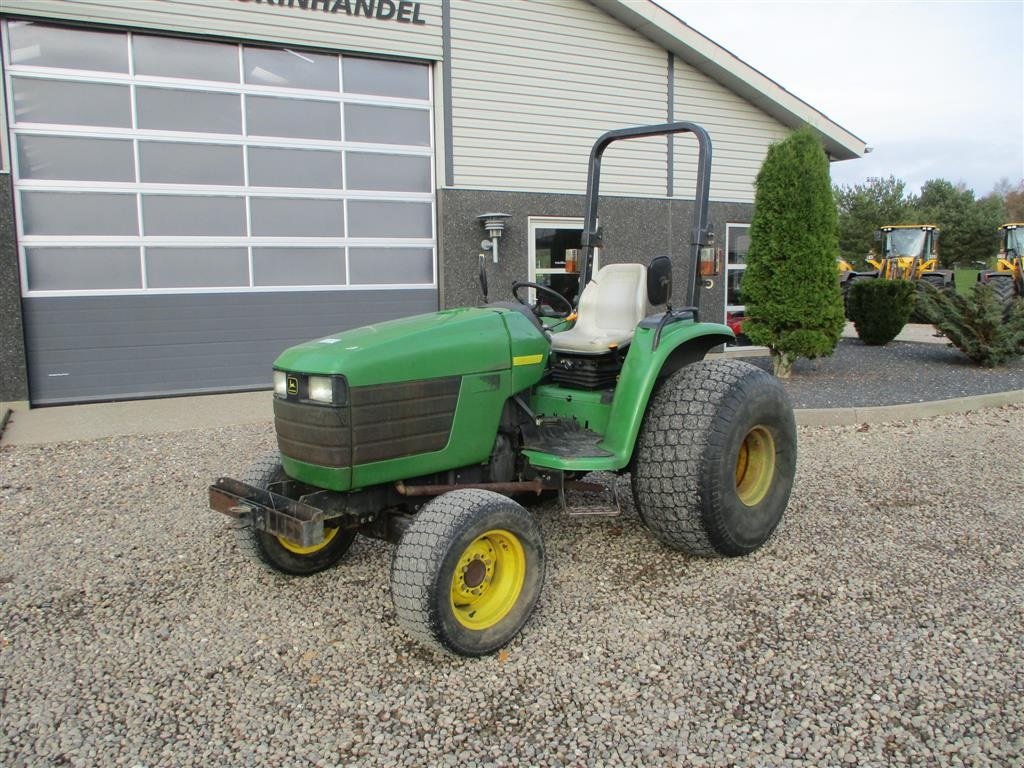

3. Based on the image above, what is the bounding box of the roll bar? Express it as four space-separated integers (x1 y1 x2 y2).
579 122 713 310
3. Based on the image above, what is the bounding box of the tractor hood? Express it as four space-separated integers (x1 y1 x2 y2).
274 308 512 386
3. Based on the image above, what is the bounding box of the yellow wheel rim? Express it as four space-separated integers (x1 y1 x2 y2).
450 529 526 630
735 425 776 507
277 525 339 555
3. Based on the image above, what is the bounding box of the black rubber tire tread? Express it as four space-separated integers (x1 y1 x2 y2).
844 274 873 319
987 274 1017 305
232 450 355 576
919 274 950 290
390 489 545 657
631 359 797 557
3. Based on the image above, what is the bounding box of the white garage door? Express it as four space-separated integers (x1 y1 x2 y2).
3 20 437 404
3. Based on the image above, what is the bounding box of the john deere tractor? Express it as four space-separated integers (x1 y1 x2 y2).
209 123 797 656
977 223 1024 304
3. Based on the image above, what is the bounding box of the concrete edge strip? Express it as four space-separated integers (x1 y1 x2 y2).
795 389 1024 427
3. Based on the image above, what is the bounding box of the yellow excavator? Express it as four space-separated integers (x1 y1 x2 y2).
977 223 1024 304
839 225 952 315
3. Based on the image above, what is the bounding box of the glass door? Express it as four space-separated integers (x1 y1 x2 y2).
527 217 598 306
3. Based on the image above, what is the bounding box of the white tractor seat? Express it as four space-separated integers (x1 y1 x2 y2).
550 263 650 355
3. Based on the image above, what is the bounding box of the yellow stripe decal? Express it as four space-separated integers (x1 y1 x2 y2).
512 354 544 366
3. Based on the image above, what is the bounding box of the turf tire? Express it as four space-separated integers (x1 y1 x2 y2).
631 360 796 557
233 450 355 576
390 489 545 657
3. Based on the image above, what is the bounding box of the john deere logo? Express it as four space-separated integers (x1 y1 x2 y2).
287 376 299 395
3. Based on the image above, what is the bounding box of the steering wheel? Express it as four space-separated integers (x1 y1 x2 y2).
511 281 574 319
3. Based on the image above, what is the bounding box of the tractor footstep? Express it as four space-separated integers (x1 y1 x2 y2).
559 481 621 517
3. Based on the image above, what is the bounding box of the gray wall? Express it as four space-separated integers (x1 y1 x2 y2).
439 188 752 323
0 172 29 402
23 289 436 405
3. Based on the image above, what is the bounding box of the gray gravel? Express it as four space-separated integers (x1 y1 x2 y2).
746 339 1024 408
1 406 1022 767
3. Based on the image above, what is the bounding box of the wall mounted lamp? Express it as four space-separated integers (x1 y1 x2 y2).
477 212 511 264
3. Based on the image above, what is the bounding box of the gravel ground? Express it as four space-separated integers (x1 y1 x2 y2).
745 338 1024 408
1 406 1022 767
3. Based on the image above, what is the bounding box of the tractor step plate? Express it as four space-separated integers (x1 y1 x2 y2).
209 477 325 548
559 480 621 517
524 421 613 458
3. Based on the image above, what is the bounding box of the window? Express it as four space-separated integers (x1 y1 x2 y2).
527 217 598 305
725 224 750 313
725 223 757 346
3 21 435 296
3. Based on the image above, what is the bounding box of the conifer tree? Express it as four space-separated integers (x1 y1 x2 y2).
743 127 846 377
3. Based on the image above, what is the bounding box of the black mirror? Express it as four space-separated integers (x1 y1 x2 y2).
873 229 882 241
647 256 672 305
478 253 489 303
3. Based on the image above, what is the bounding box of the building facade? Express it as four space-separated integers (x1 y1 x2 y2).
0 0 865 406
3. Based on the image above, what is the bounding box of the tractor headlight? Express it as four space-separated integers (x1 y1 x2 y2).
273 370 287 398
308 375 334 404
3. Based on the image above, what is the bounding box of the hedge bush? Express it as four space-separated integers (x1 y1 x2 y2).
916 282 1024 367
846 279 915 345
742 127 845 377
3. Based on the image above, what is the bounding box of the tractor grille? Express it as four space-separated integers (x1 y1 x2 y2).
274 376 461 468
274 398 351 468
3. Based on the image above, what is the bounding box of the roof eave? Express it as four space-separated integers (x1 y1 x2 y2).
589 0 867 162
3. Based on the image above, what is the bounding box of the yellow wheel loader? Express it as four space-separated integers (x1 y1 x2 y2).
978 223 1024 304
839 225 951 317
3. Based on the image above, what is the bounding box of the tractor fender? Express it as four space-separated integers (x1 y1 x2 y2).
519 322 734 473
599 323 733 469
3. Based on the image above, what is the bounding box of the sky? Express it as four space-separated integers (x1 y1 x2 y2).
654 0 1024 196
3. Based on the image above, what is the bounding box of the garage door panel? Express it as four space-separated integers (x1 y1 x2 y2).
138 142 244 186
132 34 239 83
8 20 128 73
11 77 131 128
21 191 139 236
7 21 437 404
24 290 438 404
17 135 136 182
25 247 143 292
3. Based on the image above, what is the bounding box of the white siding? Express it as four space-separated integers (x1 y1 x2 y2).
674 58 790 203
449 0 668 197
0 0 442 60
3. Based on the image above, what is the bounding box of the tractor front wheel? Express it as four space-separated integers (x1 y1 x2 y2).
233 451 355 576
631 360 796 556
390 489 545 656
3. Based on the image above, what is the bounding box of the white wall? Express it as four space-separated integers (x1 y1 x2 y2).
448 0 669 197
673 57 790 203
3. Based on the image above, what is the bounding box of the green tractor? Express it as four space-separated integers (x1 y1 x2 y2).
209 123 797 656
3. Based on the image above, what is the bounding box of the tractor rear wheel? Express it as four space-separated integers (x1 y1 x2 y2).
233 451 355 576
985 274 1016 305
631 360 796 556
390 489 545 656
